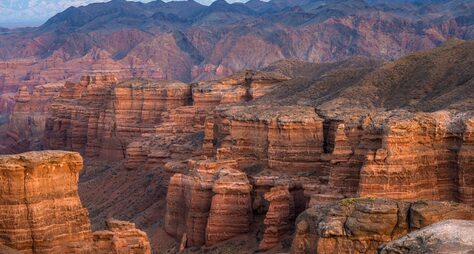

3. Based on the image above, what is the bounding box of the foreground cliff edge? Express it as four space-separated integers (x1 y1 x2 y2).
0 151 151 254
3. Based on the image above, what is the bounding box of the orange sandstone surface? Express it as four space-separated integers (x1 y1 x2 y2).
0 151 151 254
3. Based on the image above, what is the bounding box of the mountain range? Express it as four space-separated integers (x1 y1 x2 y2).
0 0 473 93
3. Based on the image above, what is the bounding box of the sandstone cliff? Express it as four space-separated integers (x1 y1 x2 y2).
164 159 253 247
0 151 92 253
0 151 151 254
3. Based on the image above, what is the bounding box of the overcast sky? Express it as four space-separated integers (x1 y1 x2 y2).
0 0 247 27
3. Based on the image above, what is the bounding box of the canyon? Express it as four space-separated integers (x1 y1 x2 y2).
0 19 473 254
0 8 474 254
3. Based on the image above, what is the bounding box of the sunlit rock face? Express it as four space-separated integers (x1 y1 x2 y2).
45 75 191 160
259 185 295 251
0 150 152 254
0 151 92 253
164 159 252 247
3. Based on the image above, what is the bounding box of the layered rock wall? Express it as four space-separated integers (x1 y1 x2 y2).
164 159 253 248
0 151 92 253
0 151 151 254
208 106 325 173
45 75 191 160
357 113 474 205
458 117 474 204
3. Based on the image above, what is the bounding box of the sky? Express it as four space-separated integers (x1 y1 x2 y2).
0 0 247 27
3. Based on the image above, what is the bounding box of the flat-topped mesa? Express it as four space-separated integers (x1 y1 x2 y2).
0 151 92 253
0 151 152 253
290 198 474 254
164 159 253 248
207 105 325 173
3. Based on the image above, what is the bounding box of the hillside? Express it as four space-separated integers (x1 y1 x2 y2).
0 0 473 93
254 39 474 116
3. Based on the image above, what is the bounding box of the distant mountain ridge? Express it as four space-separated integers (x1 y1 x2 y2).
0 0 473 93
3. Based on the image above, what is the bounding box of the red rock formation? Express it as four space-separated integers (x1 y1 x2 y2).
208 105 325 172
206 168 253 245
46 76 191 160
93 219 151 254
259 185 295 251
0 151 152 253
290 198 474 254
122 71 288 170
0 93 15 114
164 159 253 248
46 74 117 154
0 151 92 253
358 113 467 203
458 116 474 205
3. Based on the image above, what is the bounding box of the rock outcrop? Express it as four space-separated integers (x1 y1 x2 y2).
93 219 151 254
45 75 191 160
4 41 469 253
378 220 474 254
259 185 295 251
0 151 151 254
290 198 474 254
0 151 93 253
164 159 253 248
207 105 325 172
206 168 253 245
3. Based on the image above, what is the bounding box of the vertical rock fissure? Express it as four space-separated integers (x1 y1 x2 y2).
23 165 36 253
